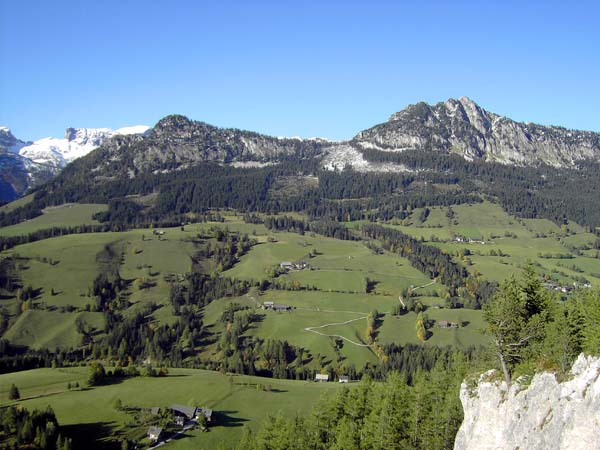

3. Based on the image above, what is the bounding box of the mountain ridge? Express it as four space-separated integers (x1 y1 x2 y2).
3 97 600 203
352 97 600 167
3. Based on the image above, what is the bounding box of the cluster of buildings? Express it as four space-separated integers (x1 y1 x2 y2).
453 236 486 244
147 404 213 444
262 301 293 312
314 374 349 383
279 261 309 271
543 281 593 294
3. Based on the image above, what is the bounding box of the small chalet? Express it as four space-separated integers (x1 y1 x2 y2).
150 407 161 415
147 426 163 443
198 407 213 422
339 376 349 383
438 320 459 329
171 404 198 421
280 262 294 270
315 373 329 382
263 302 292 312
273 304 291 312
170 405 214 423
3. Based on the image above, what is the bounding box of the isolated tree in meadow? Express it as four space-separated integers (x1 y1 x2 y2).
416 312 426 342
8 383 20 400
87 361 106 386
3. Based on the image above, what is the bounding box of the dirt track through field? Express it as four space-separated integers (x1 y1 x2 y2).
303 316 370 347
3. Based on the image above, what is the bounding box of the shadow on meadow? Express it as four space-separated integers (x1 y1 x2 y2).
61 421 119 450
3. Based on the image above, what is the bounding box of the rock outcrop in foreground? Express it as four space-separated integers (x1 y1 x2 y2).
454 354 600 450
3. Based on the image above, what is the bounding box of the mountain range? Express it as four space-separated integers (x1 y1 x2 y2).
0 125 149 201
2 97 600 203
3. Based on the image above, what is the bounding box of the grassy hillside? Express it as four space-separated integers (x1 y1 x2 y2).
2 201 597 377
3 310 105 350
0 367 343 449
354 202 600 287
0 203 107 236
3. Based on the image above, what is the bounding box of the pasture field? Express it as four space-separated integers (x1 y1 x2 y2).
4 200 592 449
378 309 488 349
0 193 34 213
2 309 105 350
3 201 597 376
353 201 600 287
0 367 344 450
0 203 107 236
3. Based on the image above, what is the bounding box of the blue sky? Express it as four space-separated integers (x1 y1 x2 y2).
1 0 599 141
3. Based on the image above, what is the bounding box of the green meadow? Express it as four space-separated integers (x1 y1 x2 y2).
0 367 343 450
0 203 107 236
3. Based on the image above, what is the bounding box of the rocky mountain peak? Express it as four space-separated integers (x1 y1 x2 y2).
153 114 196 133
355 98 600 166
0 126 30 153
64 127 112 147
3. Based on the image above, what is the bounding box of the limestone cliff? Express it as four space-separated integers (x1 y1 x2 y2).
454 354 600 450
354 97 600 167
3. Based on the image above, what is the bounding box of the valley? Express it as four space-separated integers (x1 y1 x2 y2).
1 101 599 449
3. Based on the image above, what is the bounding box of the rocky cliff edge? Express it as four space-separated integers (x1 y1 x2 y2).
454 354 600 450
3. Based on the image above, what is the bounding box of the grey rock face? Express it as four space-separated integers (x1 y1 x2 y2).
87 115 324 178
454 354 600 450
354 97 600 167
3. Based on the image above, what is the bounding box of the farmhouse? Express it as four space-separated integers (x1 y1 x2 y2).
273 304 292 312
171 404 198 420
438 320 459 329
147 426 163 443
279 261 310 271
150 407 161 415
198 407 213 422
339 376 349 383
263 302 292 312
170 405 214 423
315 373 329 382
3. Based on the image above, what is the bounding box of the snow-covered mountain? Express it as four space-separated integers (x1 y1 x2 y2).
17 125 150 169
0 126 31 154
0 125 149 201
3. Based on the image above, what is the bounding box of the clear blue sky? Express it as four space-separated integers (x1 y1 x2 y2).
1 0 599 141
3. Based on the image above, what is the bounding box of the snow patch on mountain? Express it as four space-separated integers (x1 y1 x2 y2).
322 144 412 173
0 124 150 202
17 125 150 169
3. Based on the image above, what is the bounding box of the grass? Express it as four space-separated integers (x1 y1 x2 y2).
0 203 107 237
0 194 34 213
7 203 594 369
7 232 127 308
2 310 105 350
378 309 488 349
363 201 599 288
0 367 344 450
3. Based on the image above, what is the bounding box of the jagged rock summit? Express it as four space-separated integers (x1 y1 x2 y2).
353 97 600 167
454 353 600 450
